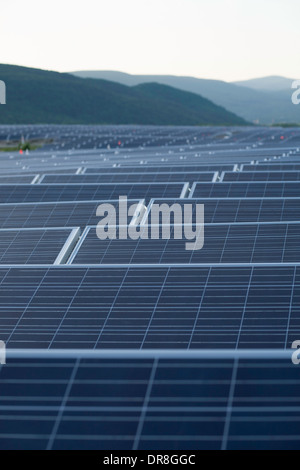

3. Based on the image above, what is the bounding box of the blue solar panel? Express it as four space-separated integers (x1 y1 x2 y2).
0 228 77 265
242 163 300 172
0 200 141 229
70 222 300 265
223 171 300 182
149 198 300 223
191 182 300 198
85 164 235 173
0 175 37 184
0 351 297 450
41 172 216 184
0 184 185 203
0 265 298 350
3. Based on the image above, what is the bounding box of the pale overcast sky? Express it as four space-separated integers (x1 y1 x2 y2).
1 0 299 81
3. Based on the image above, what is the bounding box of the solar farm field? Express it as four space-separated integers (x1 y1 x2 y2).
0 125 300 449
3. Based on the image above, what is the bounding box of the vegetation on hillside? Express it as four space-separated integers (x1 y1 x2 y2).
0 64 249 126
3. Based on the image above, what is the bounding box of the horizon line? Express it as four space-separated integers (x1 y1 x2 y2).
0 63 296 84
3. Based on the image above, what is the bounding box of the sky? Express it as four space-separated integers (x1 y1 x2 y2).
1 0 299 82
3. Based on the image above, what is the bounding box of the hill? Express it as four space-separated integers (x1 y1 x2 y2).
0 65 248 126
233 76 295 92
71 70 299 124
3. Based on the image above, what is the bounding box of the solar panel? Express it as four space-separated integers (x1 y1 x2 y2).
223 171 300 182
0 351 298 450
0 200 141 229
0 169 81 177
148 198 300 223
242 163 300 172
40 172 216 184
0 265 298 350
0 184 185 204
191 182 300 199
0 175 38 184
85 165 235 174
69 222 300 265
0 228 79 265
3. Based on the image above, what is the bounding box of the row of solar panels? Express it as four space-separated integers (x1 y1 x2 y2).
0 265 299 350
0 351 296 450
5 124 258 151
2 221 300 265
4 124 300 152
3 147 300 171
2 186 300 263
1 161 300 265
0 198 300 229
84 162 300 172
38 170 300 183
5 162 300 185
1 180 300 203
2 140 299 174
68 222 300 266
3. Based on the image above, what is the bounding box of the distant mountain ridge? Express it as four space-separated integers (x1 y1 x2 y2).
71 71 299 124
0 64 248 126
233 76 295 92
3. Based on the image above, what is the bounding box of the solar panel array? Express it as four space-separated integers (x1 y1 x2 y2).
1 125 300 449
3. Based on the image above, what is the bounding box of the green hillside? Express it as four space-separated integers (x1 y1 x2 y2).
72 70 299 125
0 64 248 126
